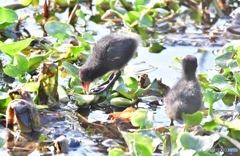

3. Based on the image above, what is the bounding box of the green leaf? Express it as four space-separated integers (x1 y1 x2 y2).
203 89 226 117
137 26 150 39
124 77 138 93
123 11 140 27
28 51 52 72
210 74 229 89
108 148 126 156
222 93 235 106
131 108 154 128
22 82 40 92
82 32 95 43
112 77 136 99
215 52 238 69
121 131 153 155
0 7 18 29
3 53 29 78
76 10 86 25
134 0 150 6
149 43 165 53
182 111 203 130
63 62 79 79
45 21 74 41
168 1 180 12
203 119 218 131
73 93 99 106
0 38 33 57
139 13 153 27
69 46 85 58
109 97 137 107
20 0 32 6
189 9 202 23
180 132 219 152
215 116 240 131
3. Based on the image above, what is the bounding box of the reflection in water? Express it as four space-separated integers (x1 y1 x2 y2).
6 130 41 156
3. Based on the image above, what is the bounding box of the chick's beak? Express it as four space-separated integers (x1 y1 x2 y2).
82 81 90 93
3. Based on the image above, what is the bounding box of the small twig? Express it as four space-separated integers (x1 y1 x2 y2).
156 10 188 24
67 4 80 25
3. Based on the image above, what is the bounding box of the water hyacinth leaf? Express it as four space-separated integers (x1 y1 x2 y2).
137 26 150 39
121 131 153 155
20 0 32 6
69 46 85 59
134 87 146 97
182 111 203 127
75 36 91 50
203 89 226 105
28 51 52 72
129 140 152 156
131 108 154 128
210 74 229 89
164 126 183 155
137 129 162 149
168 1 180 12
82 32 95 43
112 78 136 99
109 0 117 9
180 132 220 152
73 93 98 106
203 89 226 117
149 43 165 53
139 14 153 27
124 77 138 93
31 0 39 6
110 97 137 107
221 93 235 106
62 62 79 78
0 7 18 29
45 21 74 41
76 9 86 25
0 38 33 57
123 11 140 27
95 0 109 15
135 5 146 12
3 53 29 78
203 119 218 131
215 52 238 69
22 82 40 92
215 115 240 131
146 78 159 91
108 148 126 156
189 9 201 23
134 0 150 6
